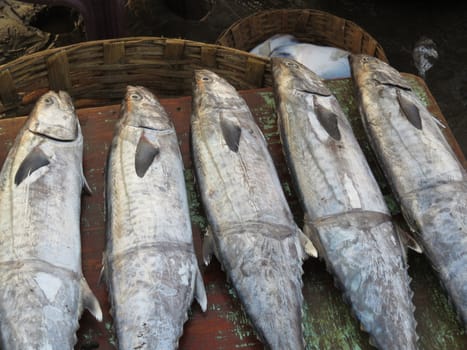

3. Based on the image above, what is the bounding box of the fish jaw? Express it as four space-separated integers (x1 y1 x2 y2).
28 90 78 141
121 86 173 131
309 213 418 350
214 225 306 350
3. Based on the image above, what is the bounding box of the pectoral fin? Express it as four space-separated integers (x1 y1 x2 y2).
397 90 422 130
80 277 103 322
194 269 207 312
82 174 92 195
202 228 215 266
395 222 423 254
299 226 318 258
220 113 241 152
314 96 341 141
135 133 160 178
98 254 106 285
15 147 50 185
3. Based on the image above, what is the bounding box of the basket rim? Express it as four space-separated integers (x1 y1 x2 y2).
0 36 270 70
215 8 388 62
0 36 273 118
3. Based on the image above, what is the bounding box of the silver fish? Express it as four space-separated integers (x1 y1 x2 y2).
272 57 418 350
271 42 351 79
104 85 207 349
350 54 467 328
191 69 317 350
0 90 102 349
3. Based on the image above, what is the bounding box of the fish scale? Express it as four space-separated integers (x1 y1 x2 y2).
272 57 418 350
350 53 467 329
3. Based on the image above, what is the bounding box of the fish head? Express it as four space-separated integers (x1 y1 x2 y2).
121 86 172 131
271 57 332 96
28 90 78 141
348 54 380 82
349 54 411 90
192 69 240 112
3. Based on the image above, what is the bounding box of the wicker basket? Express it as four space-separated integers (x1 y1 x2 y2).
0 37 271 118
216 9 388 62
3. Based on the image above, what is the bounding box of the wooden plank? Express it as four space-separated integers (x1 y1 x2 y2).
0 78 465 350
46 51 72 92
0 69 19 112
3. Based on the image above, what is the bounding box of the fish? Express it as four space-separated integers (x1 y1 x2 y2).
0 90 102 349
272 57 418 350
103 85 207 349
191 69 317 349
350 54 467 328
249 33 299 57
270 42 351 79
249 33 350 79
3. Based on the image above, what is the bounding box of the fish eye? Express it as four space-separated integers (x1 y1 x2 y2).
130 93 142 101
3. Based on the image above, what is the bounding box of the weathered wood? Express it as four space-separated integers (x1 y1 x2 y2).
46 51 72 91
0 69 19 109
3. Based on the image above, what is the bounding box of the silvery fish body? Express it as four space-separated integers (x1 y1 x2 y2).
191 69 316 350
272 57 418 350
0 91 102 350
249 33 299 57
350 54 467 327
271 43 351 79
104 86 207 350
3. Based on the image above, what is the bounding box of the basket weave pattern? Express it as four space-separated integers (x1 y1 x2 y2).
216 9 388 62
0 37 270 118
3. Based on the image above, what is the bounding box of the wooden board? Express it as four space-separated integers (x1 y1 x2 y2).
0 75 466 350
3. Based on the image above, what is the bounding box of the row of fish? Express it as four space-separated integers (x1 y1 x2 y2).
0 53 465 349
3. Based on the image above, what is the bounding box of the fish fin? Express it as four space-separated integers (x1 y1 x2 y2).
82 174 92 195
98 266 105 286
135 133 160 178
313 96 342 141
303 218 324 258
431 114 446 129
395 222 423 254
298 228 318 258
81 277 103 322
14 146 50 185
397 90 422 130
194 268 207 312
98 253 106 285
202 228 215 266
220 112 241 152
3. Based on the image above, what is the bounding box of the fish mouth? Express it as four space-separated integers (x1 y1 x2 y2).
29 120 79 142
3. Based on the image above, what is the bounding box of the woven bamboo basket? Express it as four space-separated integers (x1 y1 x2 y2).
216 9 388 62
0 37 271 118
